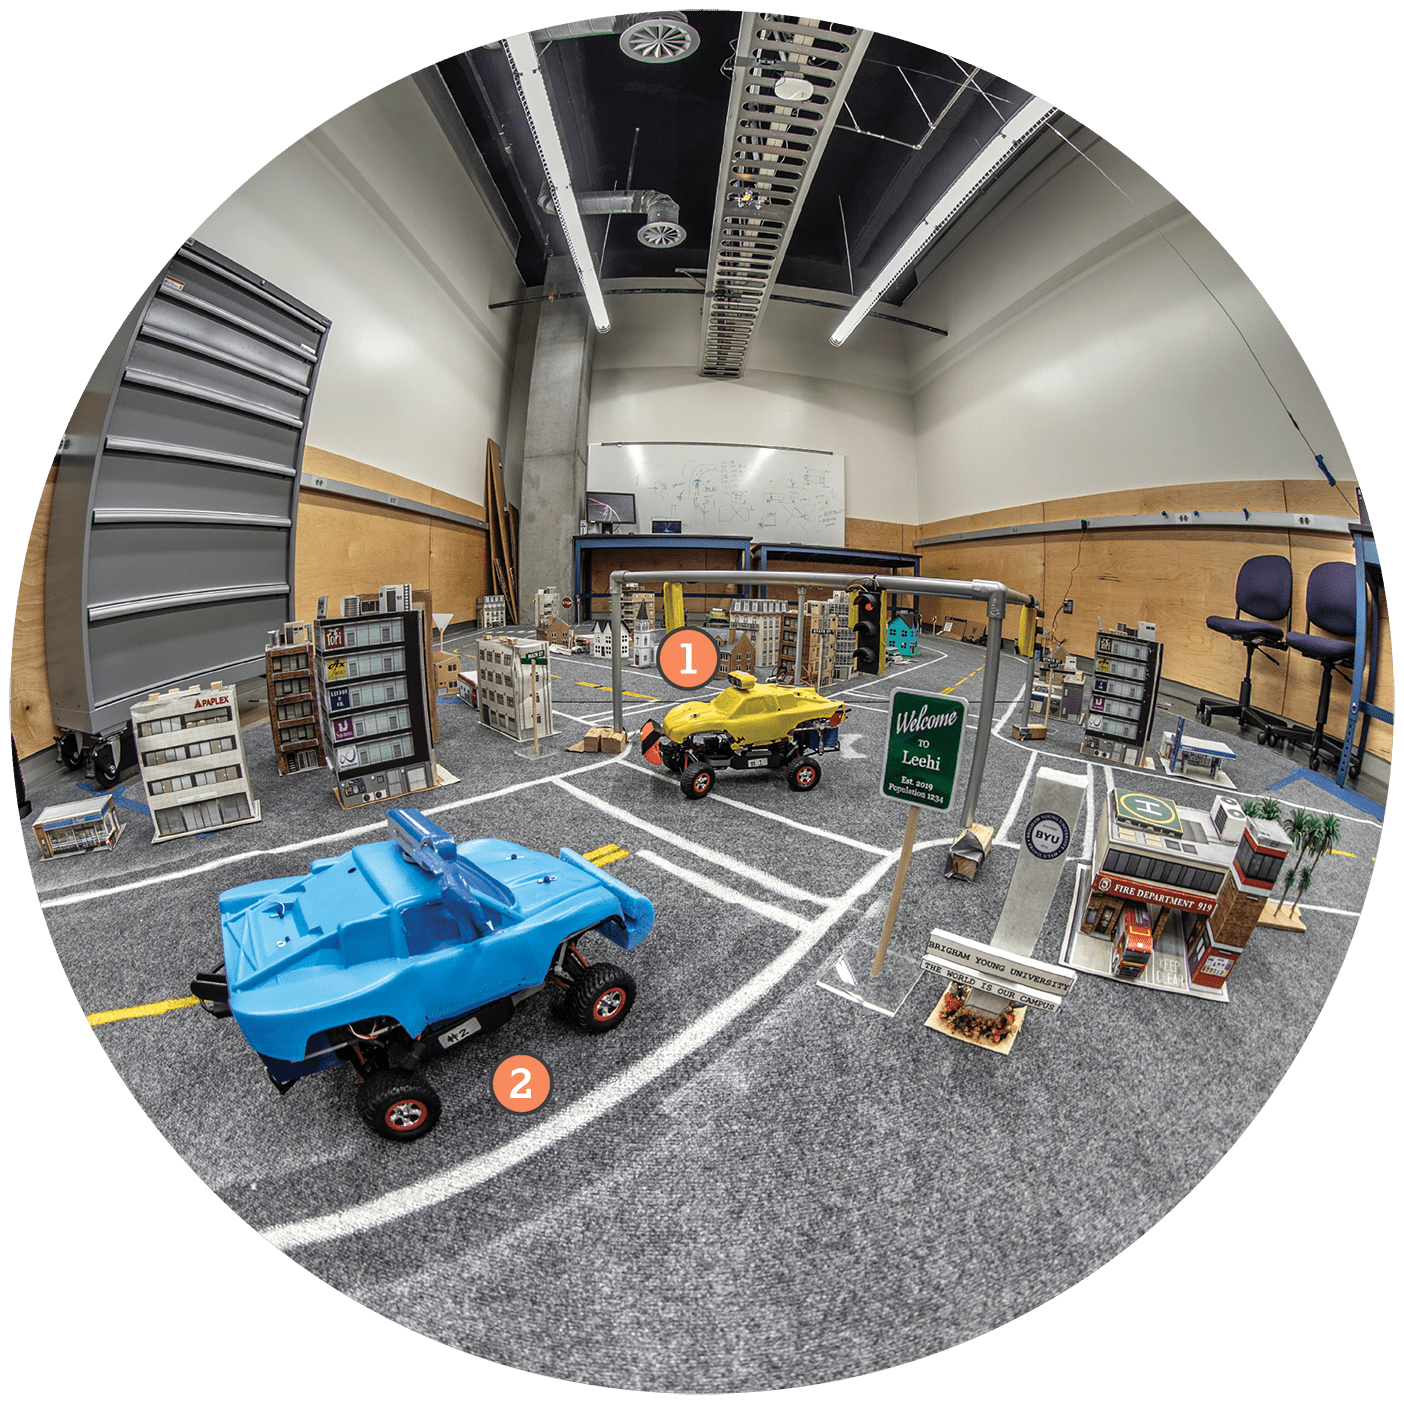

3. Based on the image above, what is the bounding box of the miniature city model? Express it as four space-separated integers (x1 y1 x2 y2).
315 611 437 810
265 621 327 775
476 635 555 740
478 594 507 630
433 651 460 694
728 600 785 674
132 681 262 842
189 808 655 1141
588 622 631 659
32 793 123 860
541 617 575 651
886 613 919 658
639 671 845 799
619 587 656 634
1059 789 1289 1000
631 625 664 668
1159 729 1237 781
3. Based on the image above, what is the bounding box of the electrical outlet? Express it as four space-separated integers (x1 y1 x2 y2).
1063 598 1074 614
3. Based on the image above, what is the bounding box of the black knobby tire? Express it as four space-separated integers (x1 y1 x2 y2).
58 732 84 772
568 963 637 1034
680 763 715 799
356 1068 442 1141
785 755 822 791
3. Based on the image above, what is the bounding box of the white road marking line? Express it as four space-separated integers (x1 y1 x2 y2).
551 776 831 909
260 850 901 1251
1297 904 1362 917
813 981 898 1016
38 757 625 910
633 849 805 930
836 650 949 694
1082 761 1095 860
616 759 889 856
995 751 1039 846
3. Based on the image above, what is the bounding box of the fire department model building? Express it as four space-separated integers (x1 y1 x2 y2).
131 681 262 842
1080 789 1289 992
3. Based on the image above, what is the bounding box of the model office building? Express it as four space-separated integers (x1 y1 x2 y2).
265 622 327 775
476 635 555 741
131 682 262 842
315 611 436 809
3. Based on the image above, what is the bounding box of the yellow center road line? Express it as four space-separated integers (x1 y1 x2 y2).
1329 849 1357 858
88 994 202 1027
582 843 631 867
941 664 985 694
574 680 659 700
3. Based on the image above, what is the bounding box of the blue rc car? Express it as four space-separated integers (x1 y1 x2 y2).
190 808 655 1141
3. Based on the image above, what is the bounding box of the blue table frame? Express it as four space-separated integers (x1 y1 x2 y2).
572 534 751 621
1335 518 1391 787
749 542 921 598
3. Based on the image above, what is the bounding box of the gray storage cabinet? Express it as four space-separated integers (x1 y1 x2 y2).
46 239 330 774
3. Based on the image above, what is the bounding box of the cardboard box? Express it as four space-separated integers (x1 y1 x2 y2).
596 727 627 754
960 619 984 643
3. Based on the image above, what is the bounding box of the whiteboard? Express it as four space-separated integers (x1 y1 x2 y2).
587 442 845 547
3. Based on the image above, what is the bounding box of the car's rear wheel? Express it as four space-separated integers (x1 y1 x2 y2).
568 963 637 1034
785 755 822 791
680 762 715 799
357 1068 441 1141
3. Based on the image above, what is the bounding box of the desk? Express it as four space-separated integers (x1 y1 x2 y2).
572 534 751 621
1335 509 1391 786
749 543 921 599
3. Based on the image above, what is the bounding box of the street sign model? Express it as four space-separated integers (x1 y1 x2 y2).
880 691 967 812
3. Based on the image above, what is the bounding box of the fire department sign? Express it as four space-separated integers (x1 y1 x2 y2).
1093 871 1217 914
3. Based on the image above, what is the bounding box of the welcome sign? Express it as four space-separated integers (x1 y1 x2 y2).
880 691 967 811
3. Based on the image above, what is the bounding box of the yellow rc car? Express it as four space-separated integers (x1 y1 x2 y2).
639 672 846 800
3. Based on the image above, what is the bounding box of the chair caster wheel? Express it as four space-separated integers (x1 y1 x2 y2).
1257 730 1268 745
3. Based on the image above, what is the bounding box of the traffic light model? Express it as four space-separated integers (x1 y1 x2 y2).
849 586 886 675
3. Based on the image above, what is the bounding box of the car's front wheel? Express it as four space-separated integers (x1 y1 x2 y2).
785 755 822 791
568 963 637 1034
356 1068 442 1141
680 762 715 799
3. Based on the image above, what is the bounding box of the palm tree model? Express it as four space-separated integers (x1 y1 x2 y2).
1272 809 1317 919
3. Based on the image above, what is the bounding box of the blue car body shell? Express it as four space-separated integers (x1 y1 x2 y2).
216 809 654 1071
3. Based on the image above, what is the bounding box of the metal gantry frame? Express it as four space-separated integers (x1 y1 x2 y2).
608 569 1035 829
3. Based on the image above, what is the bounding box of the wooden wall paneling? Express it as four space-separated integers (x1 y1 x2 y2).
10 465 59 759
428 486 491 624
1280 529 1390 761
294 491 431 624
1042 479 1290 521
1282 476 1361 518
302 445 486 519
845 516 906 552
920 536 1046 640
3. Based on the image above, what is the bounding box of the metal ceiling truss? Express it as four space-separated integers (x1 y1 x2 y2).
698 14 872 378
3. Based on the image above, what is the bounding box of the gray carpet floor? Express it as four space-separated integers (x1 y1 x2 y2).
19 628 1383 1390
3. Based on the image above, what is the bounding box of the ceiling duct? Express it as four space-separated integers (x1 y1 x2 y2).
698 14 872 378
539 183 686 248
531 13 701 63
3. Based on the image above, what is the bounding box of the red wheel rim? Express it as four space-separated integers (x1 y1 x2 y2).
694 772 711 793
795 765 816 787
384 1098 428 1132
593 986 627 1023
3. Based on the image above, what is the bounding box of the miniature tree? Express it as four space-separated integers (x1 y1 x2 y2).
1271 809 1316 918
1260 797 1283 824
1240 799 1263 820
1290 866 1312 920
1289 813 1340 920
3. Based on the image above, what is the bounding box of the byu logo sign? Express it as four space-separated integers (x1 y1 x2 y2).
880 691 967 811
1024 812 1071 860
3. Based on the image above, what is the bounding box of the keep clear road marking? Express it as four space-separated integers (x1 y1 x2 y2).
583 843 630 867
552 775 832 909
39 755 628 910
633 849 806 931
260 849 900 1252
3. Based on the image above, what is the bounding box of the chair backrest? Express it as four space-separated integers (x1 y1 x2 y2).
1235 555 1293 621
1304 560 1357 638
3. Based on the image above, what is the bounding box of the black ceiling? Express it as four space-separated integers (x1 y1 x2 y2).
435 12 1049 304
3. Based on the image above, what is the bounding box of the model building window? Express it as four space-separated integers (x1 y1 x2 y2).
137 715 185 738
280 723 318 743
276 699 314 721
185 707 232 728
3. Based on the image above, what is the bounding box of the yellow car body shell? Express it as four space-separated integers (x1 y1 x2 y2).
661 672 844 749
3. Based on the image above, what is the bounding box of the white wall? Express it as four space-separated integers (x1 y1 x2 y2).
195 76 523 505
905 132 1354 522
589 283 920 526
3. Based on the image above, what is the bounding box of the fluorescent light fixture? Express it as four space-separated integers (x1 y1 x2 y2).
830 97 1057 346
502 32 611 333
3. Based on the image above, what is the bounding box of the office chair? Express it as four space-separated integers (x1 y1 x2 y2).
1198 554 1292 733
1259 560 1359 772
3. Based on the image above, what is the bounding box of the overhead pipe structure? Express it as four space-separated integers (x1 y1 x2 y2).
606 568 1035 829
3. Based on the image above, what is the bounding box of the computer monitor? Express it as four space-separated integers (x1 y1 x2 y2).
585 491 636 534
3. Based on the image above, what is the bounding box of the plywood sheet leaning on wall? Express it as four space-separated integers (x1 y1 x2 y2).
11 465 59 759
